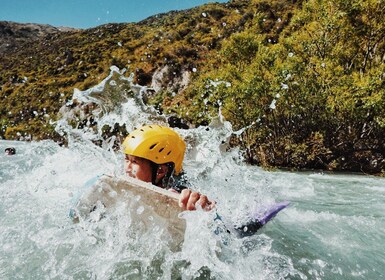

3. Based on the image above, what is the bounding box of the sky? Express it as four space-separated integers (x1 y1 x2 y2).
0 0 228 29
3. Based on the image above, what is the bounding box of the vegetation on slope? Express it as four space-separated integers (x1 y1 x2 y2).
0 1 250 139
1 0 384 174
166 0 385 174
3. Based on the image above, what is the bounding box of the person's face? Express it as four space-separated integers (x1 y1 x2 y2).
124 155 153 183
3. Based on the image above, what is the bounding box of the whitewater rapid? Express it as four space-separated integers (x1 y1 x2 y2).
1 67 384 279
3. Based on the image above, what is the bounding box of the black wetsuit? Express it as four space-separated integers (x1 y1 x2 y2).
166 173 265 237
163 172 191 193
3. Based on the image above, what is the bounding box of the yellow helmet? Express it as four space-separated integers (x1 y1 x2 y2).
122 125 186 174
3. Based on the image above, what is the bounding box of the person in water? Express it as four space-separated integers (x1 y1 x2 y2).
5 147 16 155
70 124 286 235
122 124 214 211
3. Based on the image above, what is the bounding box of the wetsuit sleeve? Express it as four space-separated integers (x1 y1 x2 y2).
168 173 191 193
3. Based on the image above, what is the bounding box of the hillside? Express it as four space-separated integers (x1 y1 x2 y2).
1 0 385 174
0 0 254 138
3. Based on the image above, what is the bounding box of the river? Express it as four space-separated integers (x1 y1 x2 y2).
1 68 384 279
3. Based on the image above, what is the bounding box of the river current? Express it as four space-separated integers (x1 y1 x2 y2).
1 67 384 279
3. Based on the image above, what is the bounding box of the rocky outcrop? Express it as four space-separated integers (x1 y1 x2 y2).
151 65 191 93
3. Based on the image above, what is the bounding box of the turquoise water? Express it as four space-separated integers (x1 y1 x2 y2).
1 68 384 279
1 139 384 280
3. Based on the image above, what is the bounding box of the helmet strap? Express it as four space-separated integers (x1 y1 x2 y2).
150 162 159 186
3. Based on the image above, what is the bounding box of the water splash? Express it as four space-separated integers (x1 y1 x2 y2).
55 66 166 147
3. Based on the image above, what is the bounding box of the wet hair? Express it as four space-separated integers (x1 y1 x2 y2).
5 147 16 155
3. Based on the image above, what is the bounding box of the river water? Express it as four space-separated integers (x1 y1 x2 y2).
1 68 384 279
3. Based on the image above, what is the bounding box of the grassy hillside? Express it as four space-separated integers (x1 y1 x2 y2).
170 0 385 174
1 0 385 174
0 1 252 139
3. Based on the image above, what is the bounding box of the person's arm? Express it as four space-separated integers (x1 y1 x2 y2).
168 173 215 211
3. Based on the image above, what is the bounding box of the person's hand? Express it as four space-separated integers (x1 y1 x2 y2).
178 189 215 211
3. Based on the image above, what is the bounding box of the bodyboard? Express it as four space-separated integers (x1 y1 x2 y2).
70 175 289 241
70 175 185 241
